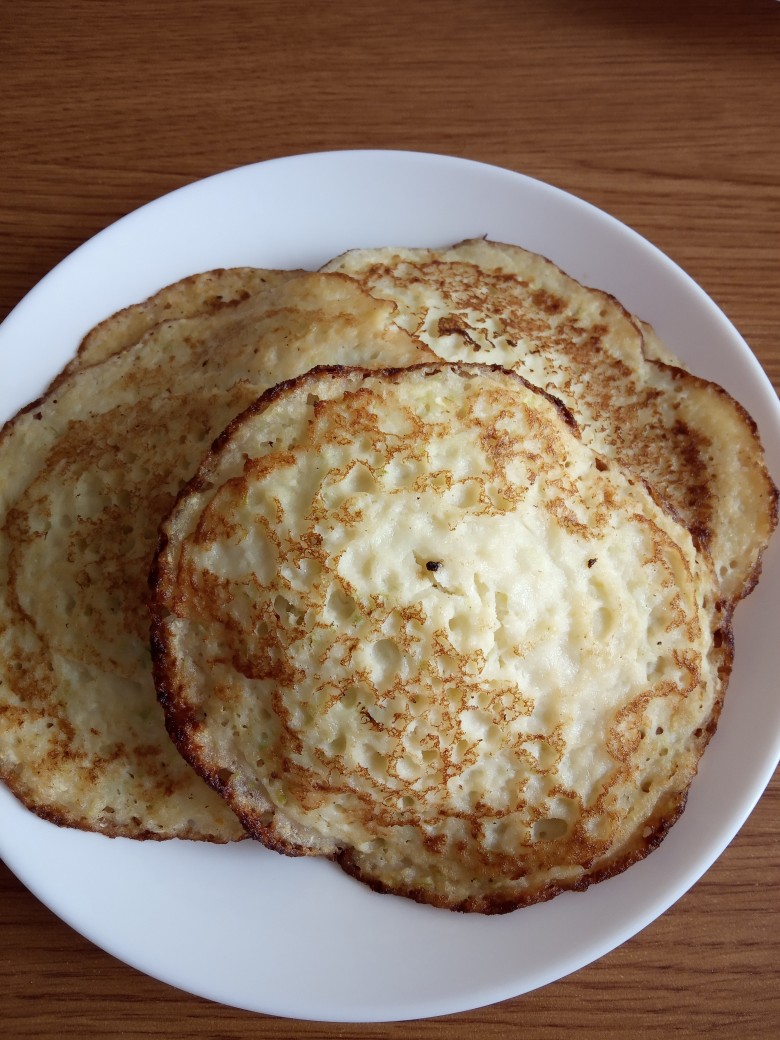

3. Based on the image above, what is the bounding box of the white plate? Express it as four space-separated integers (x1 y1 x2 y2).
1 151 778 1023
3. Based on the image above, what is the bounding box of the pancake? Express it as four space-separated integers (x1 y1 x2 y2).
636 319 688 368
65 267 300 374
0 273 433 839
151 362 731 912
323 240 778 604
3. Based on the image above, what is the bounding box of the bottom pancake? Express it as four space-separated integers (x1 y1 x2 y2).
151 362 731 912
0 272 430 840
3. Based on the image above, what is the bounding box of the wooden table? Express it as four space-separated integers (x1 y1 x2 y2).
2 1 778 1036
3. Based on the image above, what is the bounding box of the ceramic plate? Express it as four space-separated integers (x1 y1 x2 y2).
1 151 778 1023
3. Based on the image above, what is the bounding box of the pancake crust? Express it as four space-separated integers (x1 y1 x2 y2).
65 267 301 374
151 363 731 912
323 240 778 604
0 273 433 839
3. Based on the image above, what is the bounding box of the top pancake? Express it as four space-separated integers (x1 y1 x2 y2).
151 362 731 913
0 271 433 840
323 239 778 605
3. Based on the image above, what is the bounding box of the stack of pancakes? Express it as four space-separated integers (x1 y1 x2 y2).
0 241 775 913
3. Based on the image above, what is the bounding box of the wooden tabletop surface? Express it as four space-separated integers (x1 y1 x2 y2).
2 1 778 1036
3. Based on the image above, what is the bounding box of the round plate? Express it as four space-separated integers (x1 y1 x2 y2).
1 151 778 1023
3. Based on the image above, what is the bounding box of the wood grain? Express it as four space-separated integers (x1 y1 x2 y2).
1 1 778 1036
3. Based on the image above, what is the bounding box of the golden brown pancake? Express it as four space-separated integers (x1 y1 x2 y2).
323 239 778 604
151 363 731 912
65 267 300 373
0 273 433 839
